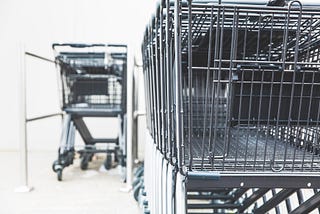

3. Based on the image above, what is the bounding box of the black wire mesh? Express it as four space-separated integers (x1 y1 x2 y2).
142 1 320 173
54 44 127 112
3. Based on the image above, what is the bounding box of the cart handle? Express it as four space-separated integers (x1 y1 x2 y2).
52 43 127 50
52 43 105 50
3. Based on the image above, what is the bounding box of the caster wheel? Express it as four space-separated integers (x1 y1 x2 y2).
114 151 119 163
52 160 59 172
80 156 89 170
133 181 142 202
52 160 62 173
88 153 94 162
57 170 62 181
104 153 112 170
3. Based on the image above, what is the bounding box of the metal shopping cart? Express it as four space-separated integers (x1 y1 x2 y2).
142 0 320 213
52 43 127 181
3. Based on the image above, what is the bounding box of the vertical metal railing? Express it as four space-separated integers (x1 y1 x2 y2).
15 46 61 193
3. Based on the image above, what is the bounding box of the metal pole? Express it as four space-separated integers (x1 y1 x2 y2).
15 45 33 193
125 48 133 191
174 0 183 170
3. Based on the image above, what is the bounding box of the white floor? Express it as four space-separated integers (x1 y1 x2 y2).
0 151 140 214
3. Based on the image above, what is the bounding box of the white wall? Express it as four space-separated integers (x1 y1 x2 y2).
0 0 156 150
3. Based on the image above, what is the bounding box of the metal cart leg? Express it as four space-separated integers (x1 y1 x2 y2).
118 114 127 181
175 173 186 214
52 114 76 181
167 164 175 214
162 160 168 214
156 150 163 214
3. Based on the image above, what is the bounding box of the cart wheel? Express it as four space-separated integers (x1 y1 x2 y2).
52 160 62 173
52 160 58 172
114 151 119 163
80 157 89 170
104 153 112 170
88 153 94 162
133 181 142 202
57 170 62 181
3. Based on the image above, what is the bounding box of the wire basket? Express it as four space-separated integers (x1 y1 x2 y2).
53 44 127 112
142 1 320 173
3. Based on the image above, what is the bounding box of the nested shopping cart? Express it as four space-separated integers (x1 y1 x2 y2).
52 43 127 181
142 0 320 213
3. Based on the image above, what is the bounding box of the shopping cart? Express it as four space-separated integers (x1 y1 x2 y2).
142 0 320 213
52 43 127 181
179 0 320 176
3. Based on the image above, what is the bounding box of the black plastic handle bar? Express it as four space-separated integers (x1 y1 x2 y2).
52 43 127 50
